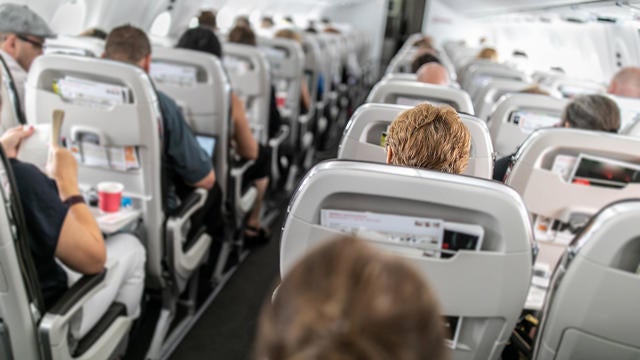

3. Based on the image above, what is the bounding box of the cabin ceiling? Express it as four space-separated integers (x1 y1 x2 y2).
438 0 640 17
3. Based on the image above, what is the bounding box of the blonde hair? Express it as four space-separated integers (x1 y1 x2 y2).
387 103 471 174
275 28 301 43
255 236 449 360
476 47 498 61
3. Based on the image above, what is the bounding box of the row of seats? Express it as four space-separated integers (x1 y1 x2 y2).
0 21 374 360
273 33 640 359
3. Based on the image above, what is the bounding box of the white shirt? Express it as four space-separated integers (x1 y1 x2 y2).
0 49 27 112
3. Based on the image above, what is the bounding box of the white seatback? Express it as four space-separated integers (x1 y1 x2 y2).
382 72 418 82
505 129 640 268
223 43 272 145
366 79 475 114
306 33 332 106
611 95 640 136
25 55 165 285
542 77 605 99
281 160 533 360
385 47 420 74
258 37 305 147
338 103 494 179
150 47 231 198
534 200 640 360
44 35 105 58
473 79 532 120
488 94 568 156
461 61 529 95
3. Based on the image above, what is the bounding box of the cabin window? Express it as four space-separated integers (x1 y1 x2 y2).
150 11 172 37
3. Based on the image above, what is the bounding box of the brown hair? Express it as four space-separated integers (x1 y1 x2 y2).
228 25 256 46
275 28 301 43
476 47 498 61
198 10 217 29
255 236 449 360
519 85 550 96
104 25 150 64
387 103 471 174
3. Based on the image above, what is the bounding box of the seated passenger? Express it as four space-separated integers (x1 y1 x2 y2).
385 103 471 174
177 27 271 245
274 29 313 115
256 236 449 360
0 125 145 337
104 25 223 239
234 15 252 29
228 25 283 139
416 62 450 86
476 47 498 62
607 67 640 98
411 51 441 73
493 94 621 181
0 3 53 110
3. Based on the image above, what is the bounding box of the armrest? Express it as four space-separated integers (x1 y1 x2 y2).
39 271 109 350
169 190 205 219
166 188 211 284
48 272 107 316
299 114 310 125
268 125 290 148
230 160 256 179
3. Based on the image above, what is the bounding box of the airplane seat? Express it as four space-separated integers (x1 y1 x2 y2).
0 144 134 360
366 79 475 115
280 160 534 360
610 95 640 136
385 47 420 74
0 56 25 133
222 43 290 186
25 54 213 359
257 37 305 149
533 199 640 360
473 79 532 120
337 103 494 179
540 76 605 99
258 37 306 190
382 72 418 82
149 47 259 280
44 35 105 58
488 94 568 157
505 128 640 277
459 61 529 97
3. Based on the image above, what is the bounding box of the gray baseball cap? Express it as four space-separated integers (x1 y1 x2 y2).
0 3 54 38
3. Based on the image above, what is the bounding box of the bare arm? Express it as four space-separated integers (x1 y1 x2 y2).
50 147 106 274
300 78 312 113
192 169 215 190
231 93 259 160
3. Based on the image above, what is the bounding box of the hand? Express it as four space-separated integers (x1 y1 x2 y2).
48 146 80 199
0 125 34 158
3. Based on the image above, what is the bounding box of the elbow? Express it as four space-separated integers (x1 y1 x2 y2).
194 171 216 190
86 244 107 274
245 145 259 161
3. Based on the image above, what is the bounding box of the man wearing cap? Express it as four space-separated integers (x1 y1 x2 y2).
0 3 54 110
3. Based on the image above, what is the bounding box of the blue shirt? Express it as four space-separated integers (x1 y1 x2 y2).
156 91 212 208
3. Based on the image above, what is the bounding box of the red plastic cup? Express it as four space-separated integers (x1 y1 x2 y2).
97 182 124 213
276 95 287 108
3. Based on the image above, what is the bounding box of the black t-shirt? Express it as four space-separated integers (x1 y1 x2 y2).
10 159 69 308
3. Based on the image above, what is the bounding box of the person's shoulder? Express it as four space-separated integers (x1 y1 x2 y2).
10 158 43 177
156 90 176 107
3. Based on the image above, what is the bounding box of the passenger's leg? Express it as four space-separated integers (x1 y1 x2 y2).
246 176 268 231
63 233 146 338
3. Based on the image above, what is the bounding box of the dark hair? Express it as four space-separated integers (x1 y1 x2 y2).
228 25 256 46
562 94 620 133
176 27 222 58
105 25 151 64
256 236 449 360
198 10 217 29
411 52 441 73
80 27 107 40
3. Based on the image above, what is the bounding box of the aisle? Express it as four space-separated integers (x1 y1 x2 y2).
169 216 283 360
